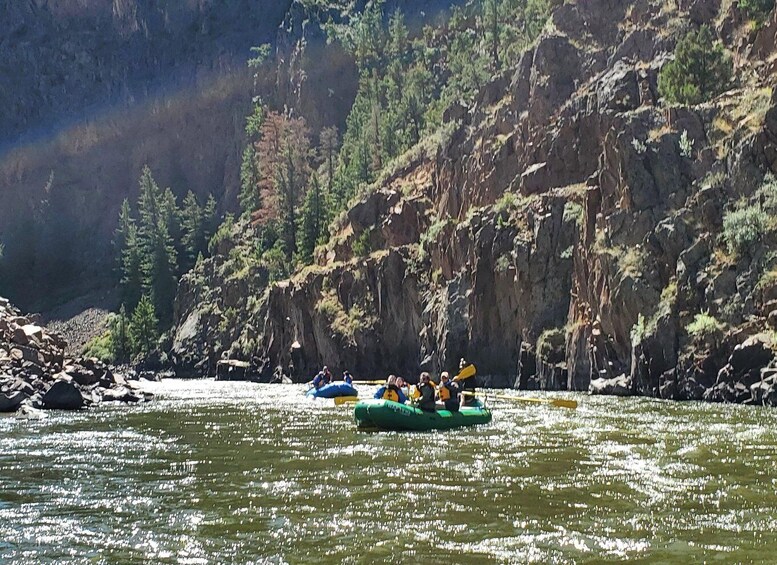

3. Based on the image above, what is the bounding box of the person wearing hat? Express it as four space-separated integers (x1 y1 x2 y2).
437 371 460 411
412 372 436 412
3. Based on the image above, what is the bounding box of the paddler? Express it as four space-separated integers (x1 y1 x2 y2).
437 371 460 411
342 370 353 385
413 372 436 412
311 366 332 389
454 358 477 407
374 375 407 403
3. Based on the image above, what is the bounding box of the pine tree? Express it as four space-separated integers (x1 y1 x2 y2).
658 25 733 105
300 172 324 263
202 194 219 247
254 112 312 260
110 304 132 363
130 295 158 356
180 191 204 272
114 199 134 274
120 221 144 310
145 213 178 326
239 145 261 217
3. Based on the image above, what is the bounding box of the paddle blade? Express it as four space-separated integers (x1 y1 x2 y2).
334 396 359 406
551 398 578 409
454 364 476 381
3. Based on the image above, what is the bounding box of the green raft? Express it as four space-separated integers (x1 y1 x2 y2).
353 399 492 431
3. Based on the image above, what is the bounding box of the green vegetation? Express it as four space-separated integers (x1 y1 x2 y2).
352 231 372 257
113 167 218 350
658 25 733 105
315 290 373 343
679 130 694 158
722 174 777 256
537 327 566 362
82 332 114 364
563 202 584 227
686 311 724 340
82 302 156 363
740 0 775 25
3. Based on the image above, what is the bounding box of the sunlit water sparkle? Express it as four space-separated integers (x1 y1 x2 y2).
2 379 777 563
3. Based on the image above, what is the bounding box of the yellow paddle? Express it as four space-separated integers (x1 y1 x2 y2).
453 364 476 381
462 391 577 409
353 380 385 385
334 396 359 406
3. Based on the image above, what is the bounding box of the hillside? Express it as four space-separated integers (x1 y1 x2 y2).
164 0 777 405
0 0 450 310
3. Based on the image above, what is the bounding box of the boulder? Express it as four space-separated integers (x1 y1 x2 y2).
0 391 25 412
41 380 84 410
728 336 774 375
589 374 632 396
101 386 142 403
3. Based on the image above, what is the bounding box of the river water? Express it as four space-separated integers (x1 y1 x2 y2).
1 379 776 564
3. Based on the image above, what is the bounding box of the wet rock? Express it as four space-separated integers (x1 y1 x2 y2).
589 374 632 396
0 391 26 412
41 380 84 410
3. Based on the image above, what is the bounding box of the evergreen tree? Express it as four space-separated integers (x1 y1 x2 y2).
255 112 312 260
129 295 158 356
203 194 219 246
239 145 261 217
114 199 134 274
658 25 733 105
180 191 204 272
144 213 178 326
120 220 144 310
110 304 132 363
300 172 324 263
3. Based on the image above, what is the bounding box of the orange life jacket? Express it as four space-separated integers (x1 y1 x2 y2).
381 388 400 402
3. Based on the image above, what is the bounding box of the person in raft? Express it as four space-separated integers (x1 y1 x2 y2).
311 366 332 389
342 371 353 385
413 372 437 412
437 371 460 411
455 357 477 407
374 375 407 403
395 376 408 398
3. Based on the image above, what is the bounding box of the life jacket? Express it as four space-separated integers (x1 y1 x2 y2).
439 382 455 401
381 385 400 402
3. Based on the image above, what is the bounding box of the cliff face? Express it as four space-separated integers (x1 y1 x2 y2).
170 0 777 405
0 0 461 311
0 0 293 309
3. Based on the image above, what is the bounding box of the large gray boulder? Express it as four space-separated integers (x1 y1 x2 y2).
41 380 84 410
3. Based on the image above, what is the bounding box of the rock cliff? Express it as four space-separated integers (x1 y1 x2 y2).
169 0 777 406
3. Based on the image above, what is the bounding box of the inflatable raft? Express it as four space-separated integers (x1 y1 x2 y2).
353 399 492 431
306 382 358 399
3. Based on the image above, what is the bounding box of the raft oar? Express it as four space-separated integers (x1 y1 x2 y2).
463 391 577 410
353 380 385 385
334 396 359 406
453 364 476 381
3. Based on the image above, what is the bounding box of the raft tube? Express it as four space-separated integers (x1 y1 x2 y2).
353 399 492 431
307 382 359 399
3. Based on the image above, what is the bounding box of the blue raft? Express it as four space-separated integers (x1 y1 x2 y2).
306 382 359 399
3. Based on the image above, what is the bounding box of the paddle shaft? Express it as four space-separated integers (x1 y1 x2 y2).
462 391 577 409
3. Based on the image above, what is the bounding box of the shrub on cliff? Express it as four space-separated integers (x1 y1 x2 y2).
658 25 732 105
722 174 777 256
686 312 724 342
740 0 775 26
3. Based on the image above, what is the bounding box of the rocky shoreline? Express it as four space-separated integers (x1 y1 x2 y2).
0 297 152 414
